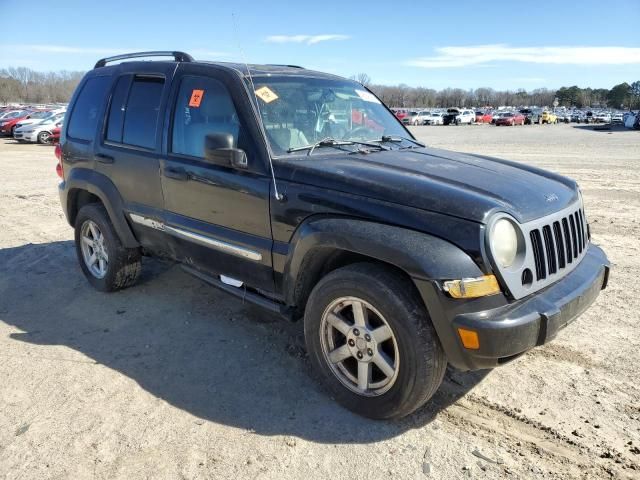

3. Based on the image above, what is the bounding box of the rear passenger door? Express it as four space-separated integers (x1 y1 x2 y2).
96 63 175 251
159 65 274 291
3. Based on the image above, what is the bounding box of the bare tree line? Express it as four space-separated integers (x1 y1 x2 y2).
0 67 84 104
0 66 634 110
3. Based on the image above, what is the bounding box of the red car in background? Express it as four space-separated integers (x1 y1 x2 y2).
392 108 409 121
49 124 62 144
475 111 493 123
495 112 525 126
0 110 33 136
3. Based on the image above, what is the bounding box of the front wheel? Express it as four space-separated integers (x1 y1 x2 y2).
37 131 50 144
304 263 446 419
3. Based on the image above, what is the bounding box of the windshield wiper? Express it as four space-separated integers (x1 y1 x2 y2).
373 135 426 148
287 137 389 156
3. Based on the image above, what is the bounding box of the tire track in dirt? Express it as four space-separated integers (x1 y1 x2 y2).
441 393 639 479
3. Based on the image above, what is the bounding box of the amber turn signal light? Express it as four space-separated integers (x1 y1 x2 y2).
457 328 480 350
443 275 501 299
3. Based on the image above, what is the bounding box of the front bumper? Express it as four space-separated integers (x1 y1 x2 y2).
415 244 609 370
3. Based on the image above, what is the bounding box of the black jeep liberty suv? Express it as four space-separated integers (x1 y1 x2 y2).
56 51 610 419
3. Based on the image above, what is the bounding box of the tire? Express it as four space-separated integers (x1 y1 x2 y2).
304 263 446 419
37 131 50 144
74 203 141 292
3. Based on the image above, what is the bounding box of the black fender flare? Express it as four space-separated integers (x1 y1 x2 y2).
62 168 139 248
281 217 484 307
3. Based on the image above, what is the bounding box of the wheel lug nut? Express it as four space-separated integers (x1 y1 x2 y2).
353 329 360 336
356 352 363 359
367 348 373 356
348 339 355 347
364 334 371 342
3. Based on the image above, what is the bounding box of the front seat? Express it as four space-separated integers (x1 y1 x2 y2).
182 91 240 158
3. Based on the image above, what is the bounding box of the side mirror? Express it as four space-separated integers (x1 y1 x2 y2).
204 133 247 169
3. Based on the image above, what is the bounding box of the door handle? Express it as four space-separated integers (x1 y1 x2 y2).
163 166 189 181
96 153 114 164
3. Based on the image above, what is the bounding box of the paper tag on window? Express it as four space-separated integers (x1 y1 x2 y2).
255 86 278 103
355 89 380 104
189 89 205 107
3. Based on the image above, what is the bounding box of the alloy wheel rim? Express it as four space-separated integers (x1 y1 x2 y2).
80 220 109 279
319 296 399 397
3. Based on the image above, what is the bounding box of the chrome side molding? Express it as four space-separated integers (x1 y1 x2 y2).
129 213 262 262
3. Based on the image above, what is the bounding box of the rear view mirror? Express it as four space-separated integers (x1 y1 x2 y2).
204 133 247 169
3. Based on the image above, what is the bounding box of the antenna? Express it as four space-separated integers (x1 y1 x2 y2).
232 13 284 202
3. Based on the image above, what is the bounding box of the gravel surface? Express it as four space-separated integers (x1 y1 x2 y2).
0 123 639 479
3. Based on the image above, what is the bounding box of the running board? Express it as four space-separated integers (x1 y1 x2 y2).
180 265 293 321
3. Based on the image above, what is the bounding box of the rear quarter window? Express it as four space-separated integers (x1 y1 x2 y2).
121 77 165 149
67 76 111 141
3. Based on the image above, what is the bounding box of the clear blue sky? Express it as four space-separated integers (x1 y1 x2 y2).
1 0 638 90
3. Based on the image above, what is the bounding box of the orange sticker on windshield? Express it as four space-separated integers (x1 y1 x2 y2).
189 89 205 107
255 86 278 103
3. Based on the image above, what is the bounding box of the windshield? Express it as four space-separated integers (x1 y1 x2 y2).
249 76 407 155
29 111 54 119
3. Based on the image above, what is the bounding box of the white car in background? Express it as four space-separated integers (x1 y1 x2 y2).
424 112 444 125
594 112 611 123
13 113 65 143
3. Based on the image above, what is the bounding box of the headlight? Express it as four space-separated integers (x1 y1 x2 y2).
490 218 519 268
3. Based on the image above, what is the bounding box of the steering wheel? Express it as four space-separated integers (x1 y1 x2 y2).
344 126 371 140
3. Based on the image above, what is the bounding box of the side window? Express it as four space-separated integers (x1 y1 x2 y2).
106 75 130 143
121 76 164 149
171 76 241 158
67 76 111 141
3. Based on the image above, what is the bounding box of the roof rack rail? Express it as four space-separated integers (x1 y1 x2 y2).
94 51 193 69
267 64 305 69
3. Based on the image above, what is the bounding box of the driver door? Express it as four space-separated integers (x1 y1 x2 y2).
160 66 274 291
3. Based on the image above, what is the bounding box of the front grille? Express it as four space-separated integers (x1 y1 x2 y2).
490 198 590 300
528 206 588 281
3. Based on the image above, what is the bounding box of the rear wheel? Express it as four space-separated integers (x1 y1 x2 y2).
304 263 446 419
75 204 141 292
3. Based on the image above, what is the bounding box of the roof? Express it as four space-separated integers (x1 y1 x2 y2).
92 50 345 81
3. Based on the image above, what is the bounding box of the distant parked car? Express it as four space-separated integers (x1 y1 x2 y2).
475 111 493 124
495 112 525 126
13 113 65 143
594 112 611 123
443 108 475 125
402 111 432 126
393 108 409 121
611 113 624 124
424 112 444 125
49 124 62 144
519 109 541 125
0 110 33 136
490 112 508 124
541 111 558 124
557 112 571 123
570 112 585 123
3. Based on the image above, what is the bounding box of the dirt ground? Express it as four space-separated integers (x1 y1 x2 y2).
0 123 639 480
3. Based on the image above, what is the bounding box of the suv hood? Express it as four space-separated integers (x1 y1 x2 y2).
276 147 578 224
